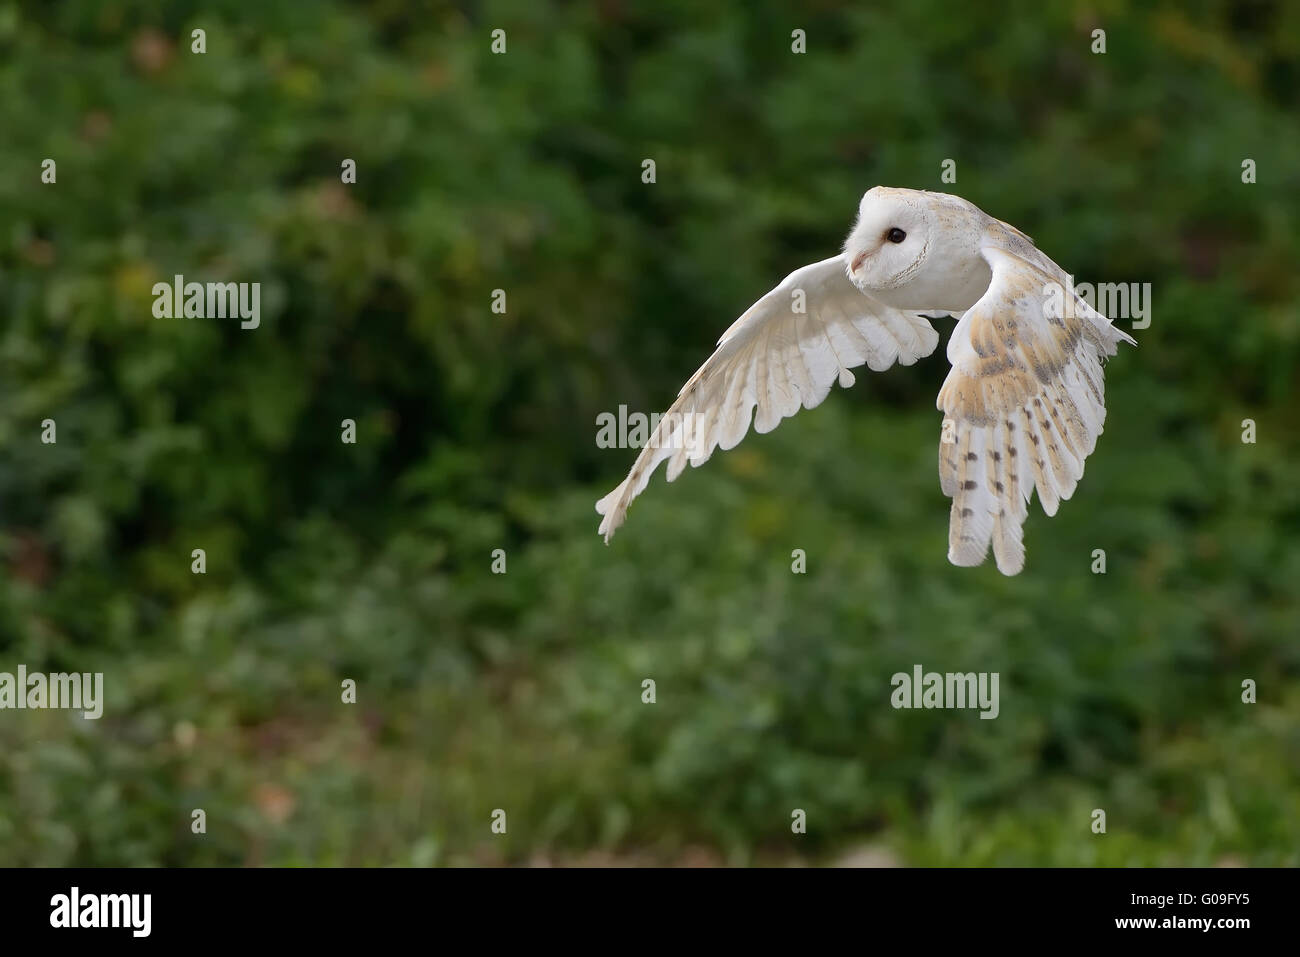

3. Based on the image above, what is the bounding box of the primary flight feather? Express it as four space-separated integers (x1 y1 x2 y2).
595 186 1135 574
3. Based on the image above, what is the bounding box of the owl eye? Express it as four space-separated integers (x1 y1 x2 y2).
886 227 907 243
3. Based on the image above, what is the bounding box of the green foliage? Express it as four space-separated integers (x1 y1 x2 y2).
0 0 1297 865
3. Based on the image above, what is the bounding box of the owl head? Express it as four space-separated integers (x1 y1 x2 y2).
844 186 991 311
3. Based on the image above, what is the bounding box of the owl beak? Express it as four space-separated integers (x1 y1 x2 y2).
850 250 868 274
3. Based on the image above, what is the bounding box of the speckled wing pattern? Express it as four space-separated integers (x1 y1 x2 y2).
937 244 1136 575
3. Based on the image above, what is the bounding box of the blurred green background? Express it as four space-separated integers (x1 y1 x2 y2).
1 0 1297 866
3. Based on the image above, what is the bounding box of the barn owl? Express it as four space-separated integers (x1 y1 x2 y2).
595 187 1135 574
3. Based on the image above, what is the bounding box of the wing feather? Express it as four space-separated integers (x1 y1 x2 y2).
937 245 1135 574
596 256 941 541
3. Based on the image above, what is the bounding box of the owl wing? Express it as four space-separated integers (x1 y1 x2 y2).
937 244 1136 575
596 255 941 541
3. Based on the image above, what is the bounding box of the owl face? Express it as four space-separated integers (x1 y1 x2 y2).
844 187 932 292
844 187 991 312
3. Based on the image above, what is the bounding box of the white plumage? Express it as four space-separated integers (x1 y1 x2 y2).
595 187 1135 575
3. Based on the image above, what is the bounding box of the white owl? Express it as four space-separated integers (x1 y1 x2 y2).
595 187 1135 574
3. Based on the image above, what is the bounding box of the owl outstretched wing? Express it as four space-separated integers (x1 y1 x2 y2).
596 255 941 542
937 245 1136 575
